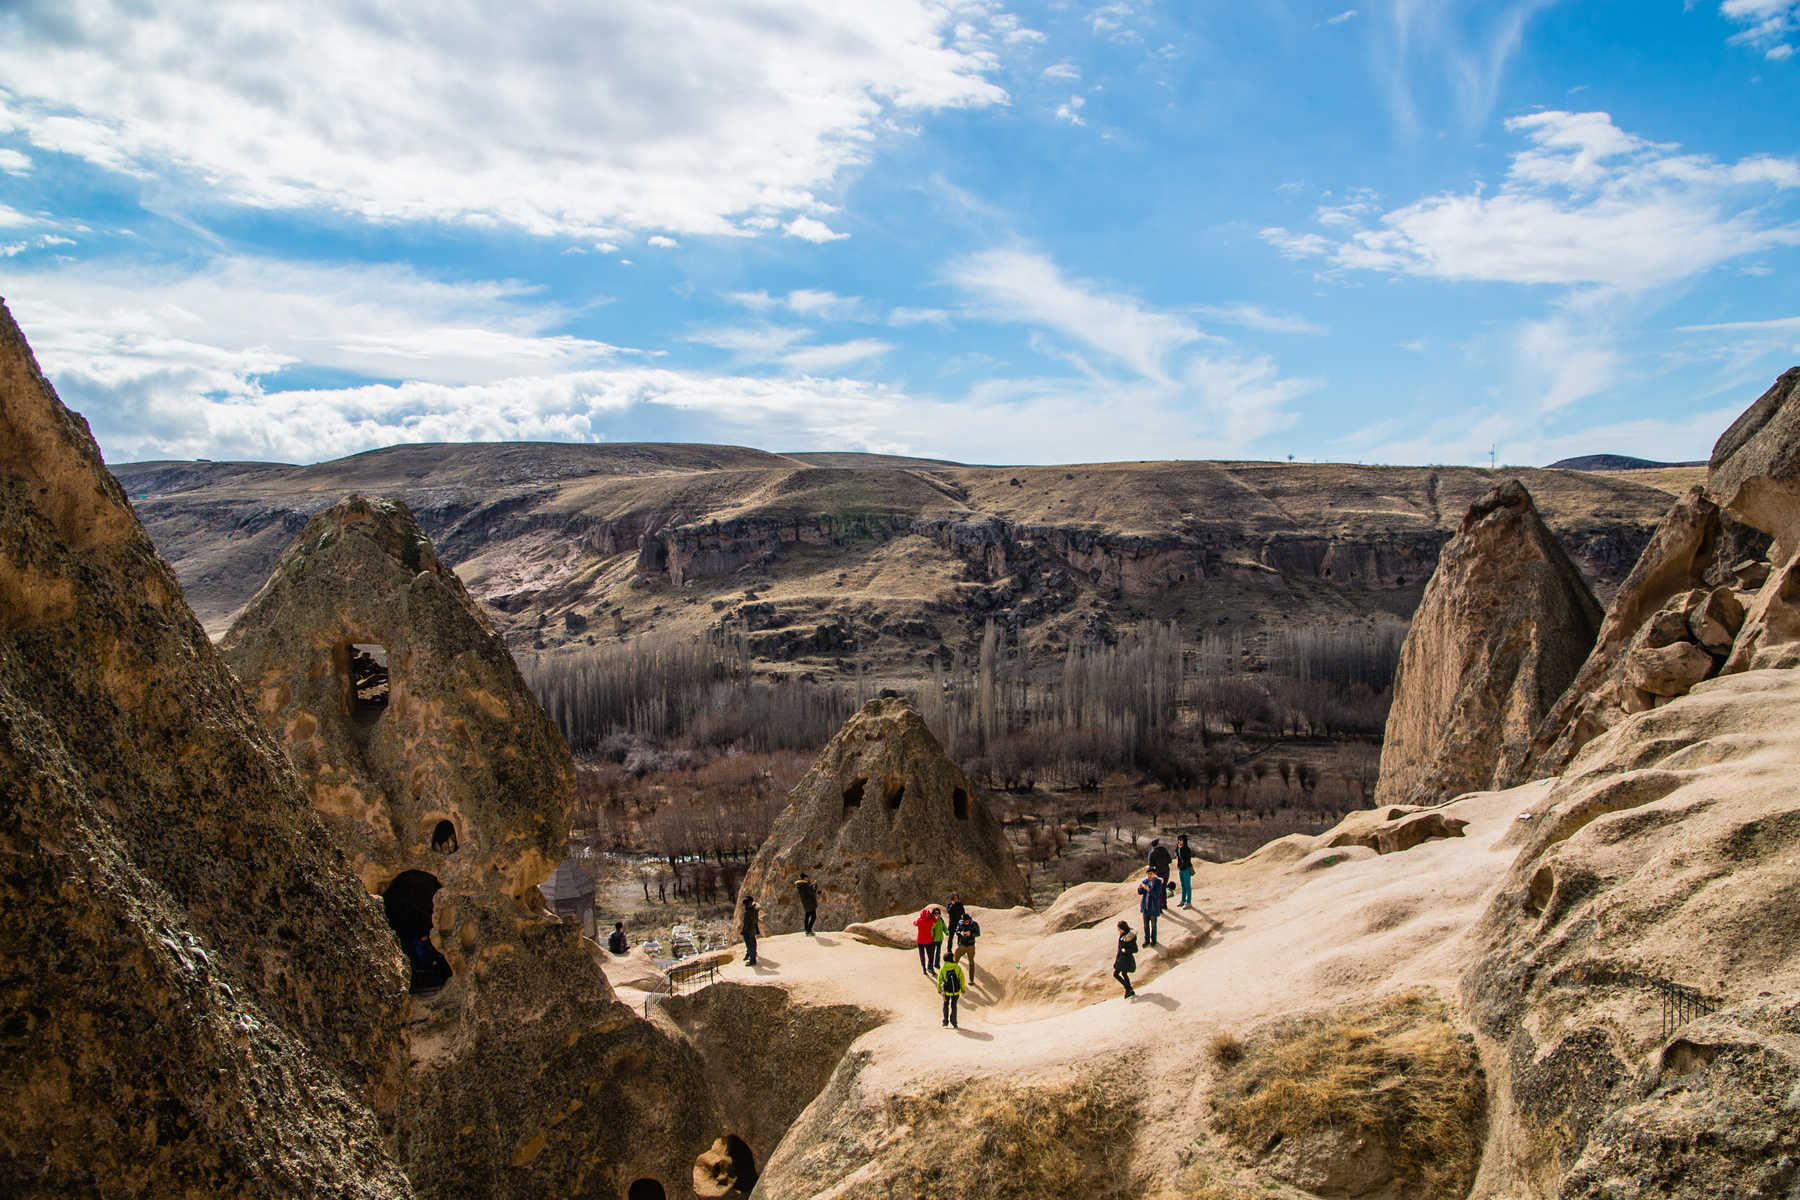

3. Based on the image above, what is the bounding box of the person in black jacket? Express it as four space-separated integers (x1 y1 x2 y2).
793 872 820 935
741 897 761 966
942 892 966 962
1175 833 1195 908
606 922 628 955
1113 920 1138 998
1147 838 1172 892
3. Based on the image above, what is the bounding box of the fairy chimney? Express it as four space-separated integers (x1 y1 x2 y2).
0 300 412 1195
737 697 1029 934
1378 480 1602 804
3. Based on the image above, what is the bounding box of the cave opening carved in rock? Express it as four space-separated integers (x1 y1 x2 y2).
382 869 451 995
626 1179 667 1200
431 819 458 854
347 642 389 725
692 1133 758 1197
953 787 969 820
886 781 905 811
842 778 865 810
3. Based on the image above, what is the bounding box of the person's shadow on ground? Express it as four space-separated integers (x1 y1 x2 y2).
749 957 779 974
1133 993 1180 1010
954 1028 995 1040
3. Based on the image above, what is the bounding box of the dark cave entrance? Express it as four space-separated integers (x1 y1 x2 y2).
431 819 458 854
716 1135 757 1194
382 869 451 995
842 778 865 810
953 787 969 820
348 643 390 725
626 1180 666 1200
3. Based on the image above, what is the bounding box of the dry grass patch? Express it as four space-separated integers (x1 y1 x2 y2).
1210 990 1485 1199
881 1078 1138 1200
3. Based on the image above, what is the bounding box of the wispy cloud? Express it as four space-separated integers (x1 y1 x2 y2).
1054 95 1087 126
1325 10 1360 26
1192 303 1328 336
779 339 895 372
784 216 848 243
0 148 30 174
888 306 951 327
1719 0 1800 58
1378 0 1558 133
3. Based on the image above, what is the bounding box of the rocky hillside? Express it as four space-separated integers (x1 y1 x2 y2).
114 445 1681 677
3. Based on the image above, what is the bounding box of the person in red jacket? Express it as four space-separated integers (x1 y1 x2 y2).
913 906 940 975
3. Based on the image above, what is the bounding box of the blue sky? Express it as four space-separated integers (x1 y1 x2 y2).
1 0 1797 467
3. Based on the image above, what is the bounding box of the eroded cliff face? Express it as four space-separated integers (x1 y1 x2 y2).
0 302 412 1197
220 496 717 1200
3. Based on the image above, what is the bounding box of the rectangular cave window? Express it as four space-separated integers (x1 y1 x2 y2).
886 782 905 811
843 778 866 809
953 788 969 820
349 643 390 724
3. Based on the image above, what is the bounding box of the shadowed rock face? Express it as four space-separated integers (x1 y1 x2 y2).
1377 481 1602 805
221 497 714 1200
736 697 1029 934
1709 367 1800 559
0 302 412 1196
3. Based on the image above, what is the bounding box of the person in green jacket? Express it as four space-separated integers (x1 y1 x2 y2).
937 958 967 1029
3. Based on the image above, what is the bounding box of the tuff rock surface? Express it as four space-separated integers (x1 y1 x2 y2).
1466 670 1800 1200
1708 366 1800 559
735 696 1029 934
1377 480 1602 804
0 301 412 1197
222 497 715 1200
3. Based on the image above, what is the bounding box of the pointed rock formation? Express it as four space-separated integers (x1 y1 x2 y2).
0 301 412 1195
736 696 1029 934
222 497 713 1200
1377 480 1602 805
1708 366 1800 559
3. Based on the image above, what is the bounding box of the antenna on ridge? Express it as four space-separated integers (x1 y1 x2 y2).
1489 444 1496 471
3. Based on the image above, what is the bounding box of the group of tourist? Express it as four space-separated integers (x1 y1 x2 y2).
911 890 982 1028
732 834 1200 1018
1115 832 1197 998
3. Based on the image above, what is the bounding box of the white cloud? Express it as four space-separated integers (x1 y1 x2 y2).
646 235 679 248
1054 95 1087 126
725 289 868 321
0 0 1013 240
782 215 849 243
0 203 37 228
1192 303 1327 336
1263 111 1800 289
0 148 30 174
1679 315 1800 332
687 325 810 358
888 306 951 327
1325 10 1359 25
1042 60 1081 81
947 248 1311 451
1720 0 1800 57
779 339 895 372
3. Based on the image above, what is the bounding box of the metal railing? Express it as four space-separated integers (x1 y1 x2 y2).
642 957 719 1017
1653 978 1719 1042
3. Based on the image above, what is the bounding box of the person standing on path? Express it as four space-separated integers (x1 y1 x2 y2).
936 957 967 1028
1113 921 1139 998
741 897 761 966
1175 833 1195 908
1137 866 1166 946
794 872 820 935
952 912 981 985
929 908 946 972
913 906 938 976
1147 838 1172 893
942 892 965 962
606 922 628 955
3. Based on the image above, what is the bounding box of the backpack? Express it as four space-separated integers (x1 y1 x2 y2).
938 963 965 995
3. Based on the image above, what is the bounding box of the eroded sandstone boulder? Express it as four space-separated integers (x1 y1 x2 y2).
222 498 714 1200
1377 480 1601 804
1465 670 1800 1199
736 697 1029 934
1707 366 1800 558
0 301 412 1196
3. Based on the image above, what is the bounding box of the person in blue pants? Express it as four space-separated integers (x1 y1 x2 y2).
1175 832 1195 908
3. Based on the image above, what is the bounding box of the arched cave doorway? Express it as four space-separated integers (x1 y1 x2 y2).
953 787 969 820
626 1180 666 1200
383 870 451 995
348 643 390 724
431 819 458 854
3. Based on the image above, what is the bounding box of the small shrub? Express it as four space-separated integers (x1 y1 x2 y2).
1208 1030 1245 1066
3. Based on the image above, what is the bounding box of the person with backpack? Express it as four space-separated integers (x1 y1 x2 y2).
1175 833 1195 908
952 911 981 984
741 897 761 966
606 921 628 955
1137 866 1166 946
936 956 967 1028
912 906 939 976
793 872 820 935
1147 838 1172 892
942 891 965 962
1113 920 1138 998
